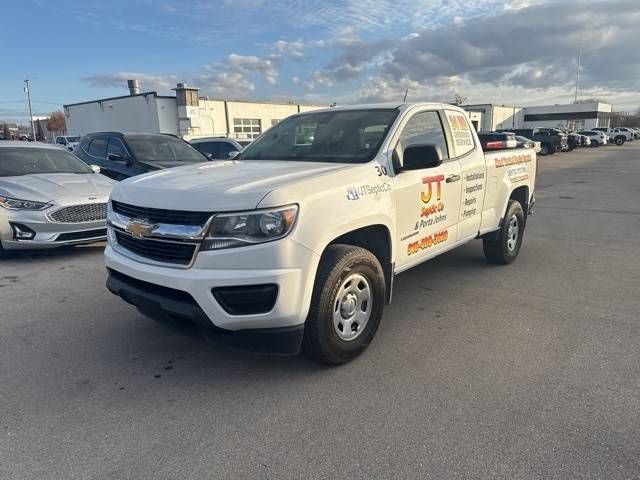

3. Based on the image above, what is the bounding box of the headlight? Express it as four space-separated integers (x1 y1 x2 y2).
0 196 51 210
202 205 298 250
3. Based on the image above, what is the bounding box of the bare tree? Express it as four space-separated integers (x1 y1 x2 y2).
46 111 67 135
453 93 468 106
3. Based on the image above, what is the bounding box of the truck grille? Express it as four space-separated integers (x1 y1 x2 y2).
49 203 107 223
111 201 211 226
114 230 197 266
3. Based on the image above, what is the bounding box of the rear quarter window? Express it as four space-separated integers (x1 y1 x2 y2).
444 111 474 157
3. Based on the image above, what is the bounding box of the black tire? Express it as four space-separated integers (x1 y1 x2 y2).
615 136 625 146
483 199 525 265
540 144 550 155
0 240 11 259
302 244 385 365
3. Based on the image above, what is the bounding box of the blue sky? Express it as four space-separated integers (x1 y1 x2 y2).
2 0 639 123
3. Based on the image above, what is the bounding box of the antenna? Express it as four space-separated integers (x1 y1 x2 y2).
403 88 409 102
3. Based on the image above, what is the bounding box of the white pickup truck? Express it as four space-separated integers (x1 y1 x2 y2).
105 103 536 364
592 127 633 145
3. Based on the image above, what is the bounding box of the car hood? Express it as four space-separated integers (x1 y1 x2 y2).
112 160 351 211
0 173 116 203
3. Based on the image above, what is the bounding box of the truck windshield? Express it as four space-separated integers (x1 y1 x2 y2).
237 109 398 163
0 147 93 177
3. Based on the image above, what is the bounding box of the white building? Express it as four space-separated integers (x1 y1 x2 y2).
64 81 326 139
463 101 612 131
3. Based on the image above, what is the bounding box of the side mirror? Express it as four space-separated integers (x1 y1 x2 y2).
90 165 101 174
107 152 125 162
400 144 443 171
228 150 240 159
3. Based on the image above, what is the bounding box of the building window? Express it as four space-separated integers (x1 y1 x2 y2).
567 119 586 131
233 118 262 139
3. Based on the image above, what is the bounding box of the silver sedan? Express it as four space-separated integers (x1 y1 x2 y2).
0 142 116 255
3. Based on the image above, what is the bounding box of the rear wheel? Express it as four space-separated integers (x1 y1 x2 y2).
483 200 525 265
615 136 625 146
302 244 385 365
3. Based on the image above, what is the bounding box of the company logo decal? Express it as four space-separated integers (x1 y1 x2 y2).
421 174 444 204
346 182 391 200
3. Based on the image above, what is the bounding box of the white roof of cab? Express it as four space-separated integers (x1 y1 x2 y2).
300 102 463 115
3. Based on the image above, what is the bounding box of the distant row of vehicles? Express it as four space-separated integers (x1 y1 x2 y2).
477 126 639 155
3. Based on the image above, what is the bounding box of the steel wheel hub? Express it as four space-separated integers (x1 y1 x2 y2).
507 215 519 252
333 273 372 341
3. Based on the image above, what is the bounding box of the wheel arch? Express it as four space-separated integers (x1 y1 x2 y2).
324 224 394 304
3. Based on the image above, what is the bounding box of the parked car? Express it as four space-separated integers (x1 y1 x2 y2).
0 142 115 256
579 135 591 147
190 137 249 159
579 130 607 146
565 132 583 151
54 135 81 152
499 128 565 155
593 127 631 145
514 135 541 153
477 131 517 150
105 102 537 364
74 132 209 181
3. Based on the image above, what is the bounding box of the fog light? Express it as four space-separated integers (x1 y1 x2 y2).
10 223 36 240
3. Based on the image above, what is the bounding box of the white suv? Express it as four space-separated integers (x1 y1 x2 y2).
578 130 607 147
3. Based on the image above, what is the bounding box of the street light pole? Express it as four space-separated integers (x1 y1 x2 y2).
574 40 584 104
24 79 36 140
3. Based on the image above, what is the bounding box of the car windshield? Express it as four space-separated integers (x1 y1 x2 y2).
126 135 207 163
0 147 93 177
66 136 80 143
237 108 398 163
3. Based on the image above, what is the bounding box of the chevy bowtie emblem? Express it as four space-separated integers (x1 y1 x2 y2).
125 219 156 238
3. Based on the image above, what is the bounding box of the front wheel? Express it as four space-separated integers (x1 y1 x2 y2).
483 200 525 265
302 244 385 365
615 136 625 146
0 240 11 259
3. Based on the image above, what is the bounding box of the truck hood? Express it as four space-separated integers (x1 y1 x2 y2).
111 160 350 211
0 173 116 203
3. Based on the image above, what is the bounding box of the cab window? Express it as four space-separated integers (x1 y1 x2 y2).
88 138 107 158
395 111 449 165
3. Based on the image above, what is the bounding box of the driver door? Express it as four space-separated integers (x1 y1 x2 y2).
392 110 462 269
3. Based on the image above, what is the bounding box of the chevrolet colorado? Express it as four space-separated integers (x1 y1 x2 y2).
105 103 536 364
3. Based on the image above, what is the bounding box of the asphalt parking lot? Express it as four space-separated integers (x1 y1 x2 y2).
2 144 639 480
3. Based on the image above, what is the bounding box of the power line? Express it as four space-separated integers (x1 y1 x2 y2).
0 99 64 105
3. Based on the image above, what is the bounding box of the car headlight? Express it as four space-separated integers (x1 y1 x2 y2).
0 196 51 210
201 205 298 250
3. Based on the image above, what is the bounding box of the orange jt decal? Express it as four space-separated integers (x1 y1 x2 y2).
421 174 444 204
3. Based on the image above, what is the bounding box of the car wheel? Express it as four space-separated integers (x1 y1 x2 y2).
483 200 525 265
615 136 625 146
540 144 550 155
302 244 385 365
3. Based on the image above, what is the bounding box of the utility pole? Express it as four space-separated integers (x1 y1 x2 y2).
24 79 36 140
574 40 583 104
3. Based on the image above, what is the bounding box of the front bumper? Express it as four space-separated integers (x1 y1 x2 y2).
106 268 304 355
105 235 321 332
0 207 107 250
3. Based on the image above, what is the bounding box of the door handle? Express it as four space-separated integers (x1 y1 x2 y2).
446 174 461 183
